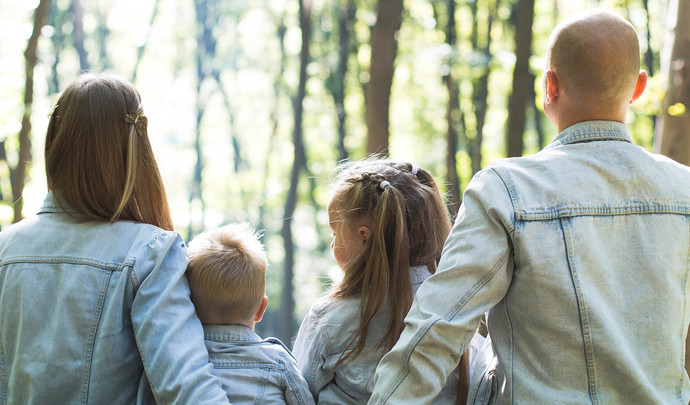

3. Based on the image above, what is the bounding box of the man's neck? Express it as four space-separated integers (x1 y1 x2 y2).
556 116 626 133
555 107 628 133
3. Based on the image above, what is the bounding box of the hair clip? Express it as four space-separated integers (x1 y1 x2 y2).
379 180 391 190
125 112 141 125
410 165 418 175
124 111 148 135
48 103 59 117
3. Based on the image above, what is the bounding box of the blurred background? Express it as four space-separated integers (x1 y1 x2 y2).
1 0 688 343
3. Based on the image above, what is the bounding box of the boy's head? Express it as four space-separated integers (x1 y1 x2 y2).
186 223 268 326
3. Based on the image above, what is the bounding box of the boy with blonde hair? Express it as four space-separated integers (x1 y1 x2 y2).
186 223 314 405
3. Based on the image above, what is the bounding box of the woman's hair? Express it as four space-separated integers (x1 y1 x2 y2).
45 73 173 231
328 157 451 365
186 223 267 325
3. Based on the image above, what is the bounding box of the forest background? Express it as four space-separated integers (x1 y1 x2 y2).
2 0 690 344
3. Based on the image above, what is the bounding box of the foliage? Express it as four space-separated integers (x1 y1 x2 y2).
0 0 671 336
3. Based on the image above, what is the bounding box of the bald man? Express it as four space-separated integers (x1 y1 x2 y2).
369 9 690 405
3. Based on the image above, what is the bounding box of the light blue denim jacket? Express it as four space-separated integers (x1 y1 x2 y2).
370 121 690 405
204 324 314 404
294 266 484 404
0 192 229 404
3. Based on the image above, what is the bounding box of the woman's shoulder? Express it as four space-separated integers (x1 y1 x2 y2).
113 220 179 242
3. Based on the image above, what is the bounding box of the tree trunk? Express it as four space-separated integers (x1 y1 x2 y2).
470 0 498 175
71 0 89 72
258 20 287 234
330 0 356 161
443 0 462 215
131 0 161 83
655 0 690 165
642 0 655 76
48 0 66 94
11 0 51 223
280 0 312 344
187 0 216 239
365 0 403 155
641 0 657 145
187 99 206 240
506 0 534 158
211 69 243 173
92 2 111 71
528 72 546 149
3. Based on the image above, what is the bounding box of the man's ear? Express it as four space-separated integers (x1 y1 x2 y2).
630 70 648 104
358 226 371 243
254 295 268 322
544 69 559 104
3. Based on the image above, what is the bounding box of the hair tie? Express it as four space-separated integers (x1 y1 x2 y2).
410 165 418 175
379 180 390 190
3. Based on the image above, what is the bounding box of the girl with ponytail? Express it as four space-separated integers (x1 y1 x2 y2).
293 157 484 404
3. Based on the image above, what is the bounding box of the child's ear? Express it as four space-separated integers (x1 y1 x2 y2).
254 295 268 322
358 226 371 243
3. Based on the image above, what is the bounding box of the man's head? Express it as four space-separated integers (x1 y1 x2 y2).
543 9 647 130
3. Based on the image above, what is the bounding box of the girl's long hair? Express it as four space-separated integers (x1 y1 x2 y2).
45 73 173 231
329 158 451 366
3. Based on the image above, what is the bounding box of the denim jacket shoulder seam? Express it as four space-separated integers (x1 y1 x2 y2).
488 167 519 266
281 358 307 405
262 337 292 356
147 230 173 247
487 167 517 232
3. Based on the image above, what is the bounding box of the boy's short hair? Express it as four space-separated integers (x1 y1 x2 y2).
186 223 267 325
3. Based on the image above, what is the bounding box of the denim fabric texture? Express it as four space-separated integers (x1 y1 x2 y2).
370 121 690 405
0 192 229 404
294 265 484 404
203 324 314 404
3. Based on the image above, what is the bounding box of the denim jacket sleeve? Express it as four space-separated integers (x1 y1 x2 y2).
369 168 515 404
130 231 230 404
281 346 316 405
293 303 332 400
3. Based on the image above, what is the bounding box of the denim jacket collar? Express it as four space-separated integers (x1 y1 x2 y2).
544 120 633 150
409 265 431 286
37 191 78 215
203 324 261 343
